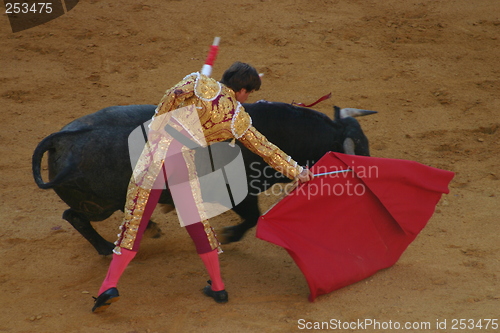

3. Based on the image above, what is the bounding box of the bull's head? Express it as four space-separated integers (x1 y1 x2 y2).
334 106 377 156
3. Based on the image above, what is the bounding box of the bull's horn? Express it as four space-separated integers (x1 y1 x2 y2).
340 108 378 119
343 137 356 155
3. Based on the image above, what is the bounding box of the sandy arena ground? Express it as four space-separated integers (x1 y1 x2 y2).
0 0 498 332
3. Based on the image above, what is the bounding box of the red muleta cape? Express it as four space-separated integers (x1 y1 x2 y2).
257 152 454 301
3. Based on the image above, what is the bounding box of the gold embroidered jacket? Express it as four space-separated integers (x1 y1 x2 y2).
151 72 304 179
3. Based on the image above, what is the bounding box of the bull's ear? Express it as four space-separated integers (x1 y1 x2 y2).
333 106 341 121
343 138 355 155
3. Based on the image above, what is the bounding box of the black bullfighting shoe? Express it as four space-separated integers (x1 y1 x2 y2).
203 280 228 304
92 287 120 313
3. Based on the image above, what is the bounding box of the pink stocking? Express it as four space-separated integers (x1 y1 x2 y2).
199 249 225 291
98 248 137 295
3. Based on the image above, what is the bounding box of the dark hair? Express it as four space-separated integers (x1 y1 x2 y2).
220 62 261 92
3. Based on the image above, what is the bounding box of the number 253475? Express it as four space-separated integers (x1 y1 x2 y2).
5 3 53 14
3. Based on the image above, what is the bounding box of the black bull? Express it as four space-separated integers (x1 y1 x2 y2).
32 102 375 255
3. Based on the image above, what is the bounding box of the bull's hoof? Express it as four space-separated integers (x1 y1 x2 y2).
145 220 163 239
219 226 243 244
97 242 115 256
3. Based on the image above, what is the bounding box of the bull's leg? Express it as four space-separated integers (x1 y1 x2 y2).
63 209 163 255
220 194 260 244
62 209 115 255
144 220 163 239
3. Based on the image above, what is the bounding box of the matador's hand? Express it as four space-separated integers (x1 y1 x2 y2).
298 168 314 183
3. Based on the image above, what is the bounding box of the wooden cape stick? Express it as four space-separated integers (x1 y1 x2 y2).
200 37 221 77
314 169 352 177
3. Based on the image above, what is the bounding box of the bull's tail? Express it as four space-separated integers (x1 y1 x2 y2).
32 128 90 189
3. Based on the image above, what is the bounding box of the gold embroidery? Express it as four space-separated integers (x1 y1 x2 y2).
118 184 152 250
231 107 252 139
156 74 197 117
156 74 245 146
171 105 207 147
195 74 221 101
211 103 225 124
219 94 233 111
238 126 302 179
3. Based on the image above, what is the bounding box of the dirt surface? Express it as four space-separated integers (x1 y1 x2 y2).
1 0 499 332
